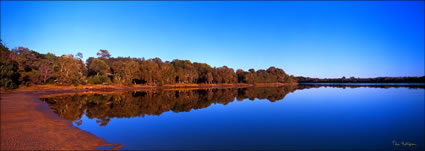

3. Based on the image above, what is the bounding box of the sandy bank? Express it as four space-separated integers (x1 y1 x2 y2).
4 83 297 92
0 91 115 150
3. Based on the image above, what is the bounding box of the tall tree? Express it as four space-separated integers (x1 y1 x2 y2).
54 55 84 85
111 60 140 85
96 49 111 59
88 58 110 76
0 42 19 89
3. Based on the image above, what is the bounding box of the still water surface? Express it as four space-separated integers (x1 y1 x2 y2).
40 84 424 150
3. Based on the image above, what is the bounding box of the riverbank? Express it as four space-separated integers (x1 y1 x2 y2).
0 91 121 150
1 83 297 93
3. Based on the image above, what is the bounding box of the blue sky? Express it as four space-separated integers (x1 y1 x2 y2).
1 1 424 78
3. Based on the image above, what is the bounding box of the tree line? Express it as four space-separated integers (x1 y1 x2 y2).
0 42 296 89
297 84 424 89
296 76 425 83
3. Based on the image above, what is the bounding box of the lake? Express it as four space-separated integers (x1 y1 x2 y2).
40 84 424 150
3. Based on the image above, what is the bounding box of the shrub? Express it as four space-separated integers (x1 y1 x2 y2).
87 75 111 84
0 59 19 89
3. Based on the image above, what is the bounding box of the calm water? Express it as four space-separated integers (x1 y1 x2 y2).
40 84 424 150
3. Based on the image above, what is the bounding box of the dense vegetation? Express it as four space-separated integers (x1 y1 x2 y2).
296 76 425 83
40 86 297 126
0 42 296 89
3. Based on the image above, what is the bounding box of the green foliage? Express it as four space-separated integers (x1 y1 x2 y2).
0 59 19 89
4 43 423 89
0 44 300 89
87 75 111 84
20 70 41 86
88 58 110 76
111 60 140 85
54 55 85 85
0 42 19 89
96 49 111 59
236 67 295 84
171 59 196 83
140 59 161 84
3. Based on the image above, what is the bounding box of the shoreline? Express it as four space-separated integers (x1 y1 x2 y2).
1 82 423 150
0 90 121 150
0 83 296 150
1 83 298 94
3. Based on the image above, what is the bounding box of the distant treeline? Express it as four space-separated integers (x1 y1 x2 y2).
296 76 425 83
0 42 296 89
297 84 425 89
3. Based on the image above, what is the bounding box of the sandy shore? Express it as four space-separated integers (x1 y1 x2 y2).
7 83 297 92
1 90 117 150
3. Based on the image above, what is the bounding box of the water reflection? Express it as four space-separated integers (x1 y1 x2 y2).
39 84 424 150
298 83 425 89
40 86 298 126
40 84 424 127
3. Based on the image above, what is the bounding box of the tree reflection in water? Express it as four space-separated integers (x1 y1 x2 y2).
40 84 423 126
40 86 297 126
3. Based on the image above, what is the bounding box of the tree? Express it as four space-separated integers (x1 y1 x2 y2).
194 62 214 84
1 43 304 89
86 58 111 84
0 41 19 89
206 72 213 84
159 63 176 84
54 55 84 85
37 53 57 84
139 59 161 85
236 69 245 83
171 59 198 84
9 47 44 86
39 64 52 84
96 49 111 59
0 59 19 89
240 68 256 84
88 58 110 76
111 60 140 85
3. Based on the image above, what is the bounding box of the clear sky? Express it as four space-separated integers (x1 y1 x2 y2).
1 1 424 78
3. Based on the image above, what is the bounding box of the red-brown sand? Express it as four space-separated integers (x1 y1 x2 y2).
1 90 115 150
